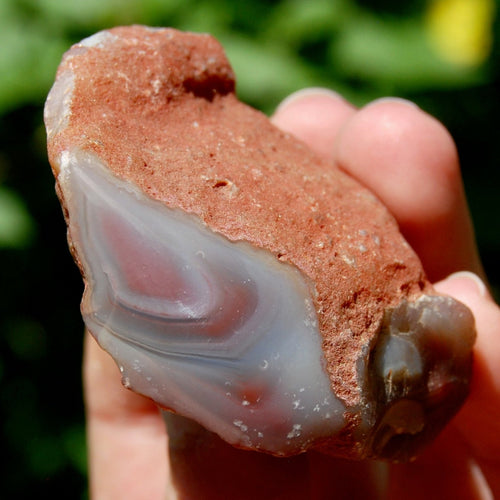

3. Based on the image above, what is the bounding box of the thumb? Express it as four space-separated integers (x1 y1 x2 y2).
434 272 500 495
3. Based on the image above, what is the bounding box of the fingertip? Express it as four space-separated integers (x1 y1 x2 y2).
334 97 461 220
334 97 480 281
273 87 348 115
433 272 496 353
363 96 421 111
435 272 500 463
271 87 356 161
434 271 489 302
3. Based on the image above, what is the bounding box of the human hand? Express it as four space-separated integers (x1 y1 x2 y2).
83 89 500 499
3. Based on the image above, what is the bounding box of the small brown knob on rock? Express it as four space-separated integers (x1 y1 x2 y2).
367 296 475 461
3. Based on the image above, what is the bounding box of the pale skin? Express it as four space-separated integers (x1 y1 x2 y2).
84 90 500 499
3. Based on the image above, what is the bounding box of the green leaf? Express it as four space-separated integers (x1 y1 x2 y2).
263 0 348 47
0 186 35 248
0 23 67 113
330 12 484 90
220 34 327 111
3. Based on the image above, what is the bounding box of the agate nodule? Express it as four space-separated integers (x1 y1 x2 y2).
45 26 476 462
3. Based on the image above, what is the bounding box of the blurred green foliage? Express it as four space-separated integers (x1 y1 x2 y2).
0 0 498 497
0 0 493 115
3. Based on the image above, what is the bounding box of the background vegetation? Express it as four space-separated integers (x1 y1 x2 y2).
0 0 498 497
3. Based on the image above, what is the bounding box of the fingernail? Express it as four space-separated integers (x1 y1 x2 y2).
275 87 346 114
365 97 420 110
444 271 487 297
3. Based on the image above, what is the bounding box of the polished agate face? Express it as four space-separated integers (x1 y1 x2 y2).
55 149 475 460
59 150 347 455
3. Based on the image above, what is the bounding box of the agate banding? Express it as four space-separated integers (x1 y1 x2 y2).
45 26 476 461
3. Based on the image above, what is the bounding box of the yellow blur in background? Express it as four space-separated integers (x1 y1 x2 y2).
426 0 496 67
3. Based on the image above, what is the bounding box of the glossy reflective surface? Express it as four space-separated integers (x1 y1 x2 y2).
58 150 346 455
367 296 475 461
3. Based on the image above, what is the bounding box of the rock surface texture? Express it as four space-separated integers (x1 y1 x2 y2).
45 26 476 461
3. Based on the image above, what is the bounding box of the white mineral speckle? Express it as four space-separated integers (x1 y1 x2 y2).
251 168 263 181
287 424 302 439
79 31 117 48
233 420 248 432
341 254 356 266
44 70 75 140
151 79 162 94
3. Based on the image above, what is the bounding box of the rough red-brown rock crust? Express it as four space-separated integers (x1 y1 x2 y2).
46 26 430 410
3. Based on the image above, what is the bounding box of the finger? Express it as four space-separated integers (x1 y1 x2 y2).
388 427 488 500
164 412 379 499
271 88 356 162
334 98 484 282
165 413 311 499
434 272 500 496
83 331 173 499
